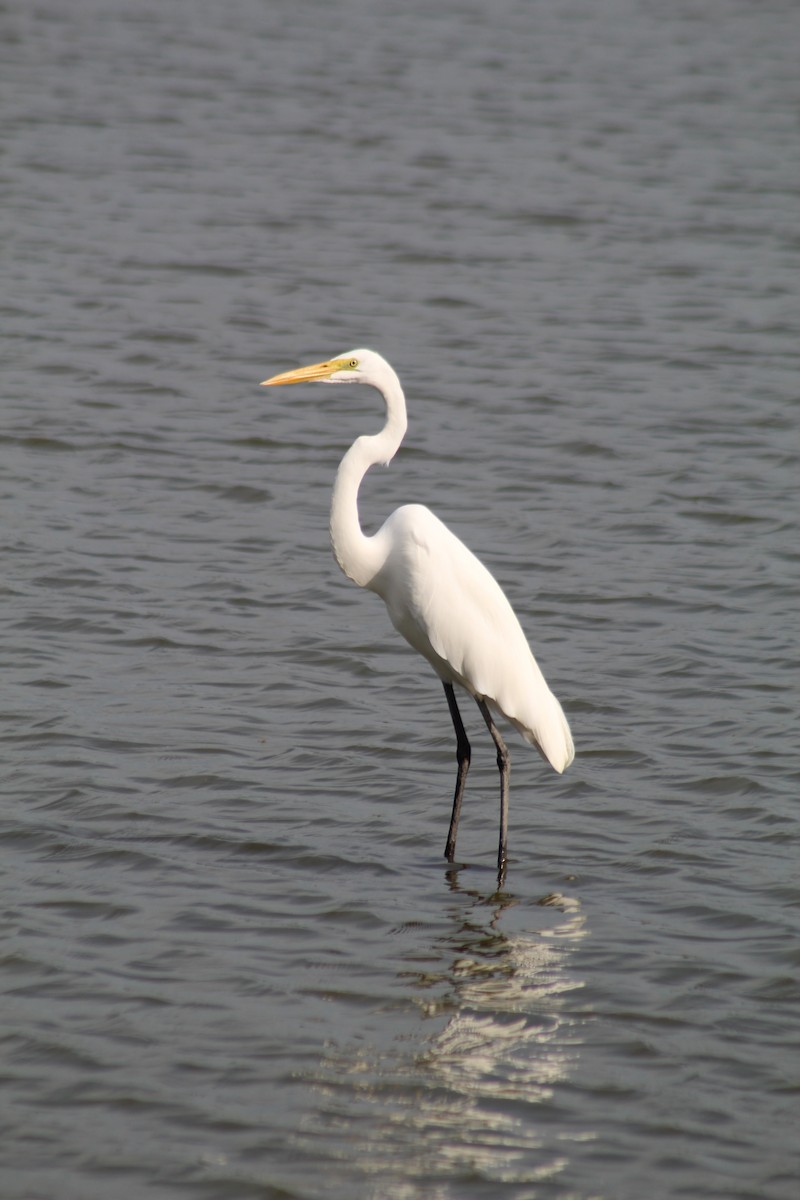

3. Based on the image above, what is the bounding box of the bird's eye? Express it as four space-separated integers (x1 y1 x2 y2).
349 358 358 369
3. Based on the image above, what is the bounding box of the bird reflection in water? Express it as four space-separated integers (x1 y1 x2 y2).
297 877 591 1193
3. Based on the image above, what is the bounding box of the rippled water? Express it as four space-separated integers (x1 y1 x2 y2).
2 0 799 1197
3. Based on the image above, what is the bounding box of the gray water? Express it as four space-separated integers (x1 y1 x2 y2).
2 0 798 1197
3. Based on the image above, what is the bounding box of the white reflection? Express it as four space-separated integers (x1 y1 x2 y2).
300 882 591 1197
405 887 589 1188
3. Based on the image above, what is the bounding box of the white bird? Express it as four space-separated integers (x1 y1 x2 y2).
261 349 574 879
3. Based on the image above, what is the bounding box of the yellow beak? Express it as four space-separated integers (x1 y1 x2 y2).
260 357 347 387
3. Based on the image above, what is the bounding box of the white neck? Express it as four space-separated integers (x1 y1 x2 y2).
329 367 408 589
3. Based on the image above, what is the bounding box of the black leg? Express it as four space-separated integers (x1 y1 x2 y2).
443 682 471 861
476 697 510 881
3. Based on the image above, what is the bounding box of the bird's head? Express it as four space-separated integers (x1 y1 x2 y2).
260 348 384 388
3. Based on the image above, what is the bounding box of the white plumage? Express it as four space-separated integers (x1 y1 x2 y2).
371 503 574 772
262 348 574 878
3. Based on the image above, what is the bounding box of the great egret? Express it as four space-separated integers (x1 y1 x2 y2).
261 349 574 878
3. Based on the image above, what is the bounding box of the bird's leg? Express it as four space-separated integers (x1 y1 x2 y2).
443 682 471 861
476 698 510 880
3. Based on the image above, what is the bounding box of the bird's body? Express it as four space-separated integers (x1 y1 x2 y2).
365 502 573 773
262 348 573 878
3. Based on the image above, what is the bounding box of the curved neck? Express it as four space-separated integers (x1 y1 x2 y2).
330 369 407 589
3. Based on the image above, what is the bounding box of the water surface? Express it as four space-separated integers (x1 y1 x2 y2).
2 1 798 1197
